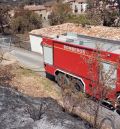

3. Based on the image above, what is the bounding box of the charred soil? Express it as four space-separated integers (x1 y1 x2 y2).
0 86 92 129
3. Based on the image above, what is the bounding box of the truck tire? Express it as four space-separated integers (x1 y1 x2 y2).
74 80 84 92
56 73 69 87
116 94 120 115
116 94 120 105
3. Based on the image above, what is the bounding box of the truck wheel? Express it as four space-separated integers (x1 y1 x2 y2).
116 94 120 105
56 73 63 86
56 73 69 87
116 94 120 115
74 80 84 92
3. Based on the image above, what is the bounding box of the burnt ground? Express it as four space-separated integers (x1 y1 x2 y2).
0 86 92 129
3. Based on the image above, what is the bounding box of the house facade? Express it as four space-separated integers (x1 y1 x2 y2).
24 5 52 20
64 0 88 14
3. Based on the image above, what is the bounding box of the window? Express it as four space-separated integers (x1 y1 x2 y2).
74 5 78 13
99 62 117 89
40 14 42 18
81 3 83 12
43 46 53 65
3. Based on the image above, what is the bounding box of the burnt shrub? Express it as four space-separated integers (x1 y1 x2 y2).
0 65 15 86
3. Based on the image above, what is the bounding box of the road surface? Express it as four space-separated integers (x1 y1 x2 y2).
10 47 45 76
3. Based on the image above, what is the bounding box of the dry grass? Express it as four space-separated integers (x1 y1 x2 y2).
8 64 62 102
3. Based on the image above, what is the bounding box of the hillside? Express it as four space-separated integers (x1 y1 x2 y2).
0 62 92 129
0 86 91 129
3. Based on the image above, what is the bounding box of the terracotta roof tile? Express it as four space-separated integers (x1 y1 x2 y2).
24 5 46 11
76 0 87 3
30 23 120 41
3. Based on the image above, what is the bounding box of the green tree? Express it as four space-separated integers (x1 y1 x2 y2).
0 5 10 34
49 1 72 25
60 0 101 26
11 9 42 33
87 0 119 26
67 14 91 26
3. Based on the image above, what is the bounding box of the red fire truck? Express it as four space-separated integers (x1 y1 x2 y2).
42 33 120 108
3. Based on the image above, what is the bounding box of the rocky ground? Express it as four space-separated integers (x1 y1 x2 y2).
0 86 92 129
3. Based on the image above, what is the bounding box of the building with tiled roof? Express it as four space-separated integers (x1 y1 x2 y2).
24 5 51 20
64 0 88 14
24 5 46 11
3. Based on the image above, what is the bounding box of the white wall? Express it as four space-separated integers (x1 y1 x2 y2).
71 2 87 14
29 34 43 54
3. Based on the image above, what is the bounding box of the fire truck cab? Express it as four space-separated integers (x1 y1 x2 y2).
42 32 120 107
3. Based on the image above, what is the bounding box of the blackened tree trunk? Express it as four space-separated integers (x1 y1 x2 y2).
0 21 5 34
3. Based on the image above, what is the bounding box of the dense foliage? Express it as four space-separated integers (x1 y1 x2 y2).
10 9 42 33
49 1 72 25
87 0 120 27
0 5 10 33
48 0 120 27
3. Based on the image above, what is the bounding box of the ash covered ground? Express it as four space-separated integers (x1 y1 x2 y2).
0 86 92 129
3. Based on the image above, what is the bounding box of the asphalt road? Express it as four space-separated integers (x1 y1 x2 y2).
1 46 120 129
10 47 45 76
